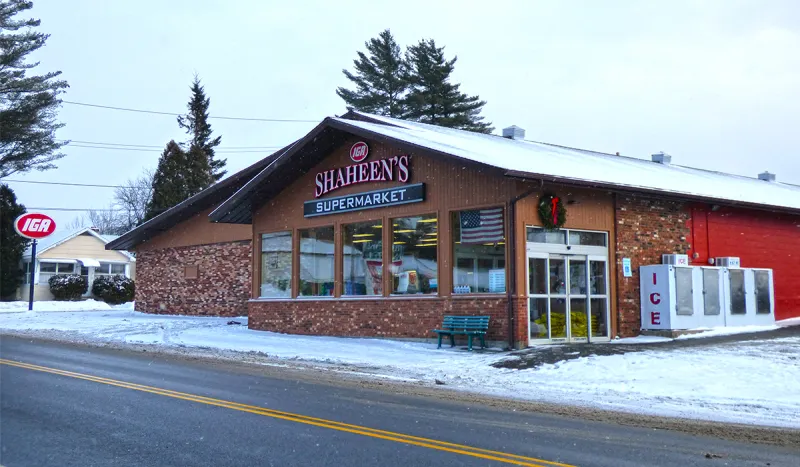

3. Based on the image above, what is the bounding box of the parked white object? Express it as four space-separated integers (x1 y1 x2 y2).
641 265 774 331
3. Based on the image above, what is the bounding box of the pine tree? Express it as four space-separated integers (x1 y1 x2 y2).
0 184 30 299
336 29 408 117
144 140 211 221
0 0 70 177
177 75 225 182
403 39 493 134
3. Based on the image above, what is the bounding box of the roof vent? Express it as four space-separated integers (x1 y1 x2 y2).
758 171 776 182
502 125 525 140
651 151 672 164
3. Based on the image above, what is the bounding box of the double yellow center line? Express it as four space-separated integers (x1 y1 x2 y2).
0 358 574 467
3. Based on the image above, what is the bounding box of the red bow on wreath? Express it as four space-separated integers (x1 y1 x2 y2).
550 197 560 225
539 193 566 229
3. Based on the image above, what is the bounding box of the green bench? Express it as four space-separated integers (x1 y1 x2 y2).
433 315 490 351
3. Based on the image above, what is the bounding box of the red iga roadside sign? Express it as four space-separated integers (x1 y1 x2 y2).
14 213 56 240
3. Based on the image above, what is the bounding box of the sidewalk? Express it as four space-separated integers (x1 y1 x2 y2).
1 306 799 429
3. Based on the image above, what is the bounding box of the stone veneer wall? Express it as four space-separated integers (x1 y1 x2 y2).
135 240 251 317
249 296 525 346
615 195 691 336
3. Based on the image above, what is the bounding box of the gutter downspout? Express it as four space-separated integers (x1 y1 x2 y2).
506 181 542 350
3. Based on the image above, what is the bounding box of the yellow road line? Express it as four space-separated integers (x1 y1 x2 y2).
0 358 575 467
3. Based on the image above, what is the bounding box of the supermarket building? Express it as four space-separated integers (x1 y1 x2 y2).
108 111 800 348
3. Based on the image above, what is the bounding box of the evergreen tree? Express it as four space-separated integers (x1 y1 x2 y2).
336 29 408 117
177 75 225 182
0 184 30 299
0 0 70 177
403 39 493 134
144 140 211 221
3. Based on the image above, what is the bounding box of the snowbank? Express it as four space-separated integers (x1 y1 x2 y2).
0 300 133 313
676 324 780 340
1 309 798 428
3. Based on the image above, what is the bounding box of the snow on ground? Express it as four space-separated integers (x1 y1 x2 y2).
676 324 780 340
0 300 133 313
1 309 799 429
610 335 673 344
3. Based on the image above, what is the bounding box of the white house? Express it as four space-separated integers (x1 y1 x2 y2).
17 227 135 301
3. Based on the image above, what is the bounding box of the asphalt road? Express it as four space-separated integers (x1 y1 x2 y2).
1 336 797 467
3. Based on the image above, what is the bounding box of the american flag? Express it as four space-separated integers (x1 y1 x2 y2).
460 208 504 244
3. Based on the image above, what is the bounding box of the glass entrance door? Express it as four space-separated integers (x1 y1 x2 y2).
527 253 610 344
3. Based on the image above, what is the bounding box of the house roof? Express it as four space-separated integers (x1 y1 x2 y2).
24 227 134 261
209 111 800 224
105 141 297 251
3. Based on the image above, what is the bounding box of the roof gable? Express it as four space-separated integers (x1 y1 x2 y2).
25 228 133 260
106 142 296 251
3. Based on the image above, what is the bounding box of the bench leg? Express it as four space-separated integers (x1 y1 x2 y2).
467 335 473 351
480 335 486 349
437 334 443 349
449 334 455 348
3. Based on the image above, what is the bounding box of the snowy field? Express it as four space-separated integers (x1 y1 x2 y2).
1 306 799 429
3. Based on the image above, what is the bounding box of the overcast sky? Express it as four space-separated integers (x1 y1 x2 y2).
6 0 800 229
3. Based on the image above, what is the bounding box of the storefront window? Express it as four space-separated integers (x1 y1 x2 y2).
452 208 506 293
299 226 335 297
527 227 566 244
391 214 438 294
261 231 292 298
568 230 606 247
343 220 383 296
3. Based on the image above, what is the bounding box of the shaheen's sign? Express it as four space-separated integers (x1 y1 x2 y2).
304 184 425 217
314 142 410 198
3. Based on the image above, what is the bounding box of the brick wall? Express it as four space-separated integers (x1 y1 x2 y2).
135 241 252 317
615 195 691 336
249 295 518 346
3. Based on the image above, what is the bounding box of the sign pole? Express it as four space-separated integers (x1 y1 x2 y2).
28 239 37 311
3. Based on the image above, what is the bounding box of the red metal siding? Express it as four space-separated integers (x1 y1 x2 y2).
688 206 800 321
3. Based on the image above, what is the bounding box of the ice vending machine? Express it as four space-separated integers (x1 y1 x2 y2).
640 265 726 330
724 268 774 326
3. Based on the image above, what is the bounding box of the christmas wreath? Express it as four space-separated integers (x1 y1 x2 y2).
538 193 567 229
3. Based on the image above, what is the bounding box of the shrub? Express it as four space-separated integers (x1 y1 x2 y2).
48 274 88 301
92 275 135 304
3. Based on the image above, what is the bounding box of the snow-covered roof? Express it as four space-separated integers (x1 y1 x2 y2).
333 111 800 212
24 228 134 261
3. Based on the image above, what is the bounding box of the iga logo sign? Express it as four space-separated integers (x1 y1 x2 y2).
14 213 56 239
350 142 369 162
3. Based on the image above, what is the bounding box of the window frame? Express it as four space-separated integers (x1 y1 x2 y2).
259 230 294 299
389 213 440 296
341 218 385 297
450 206 508 295
297 225 336 298
38 261 76 285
